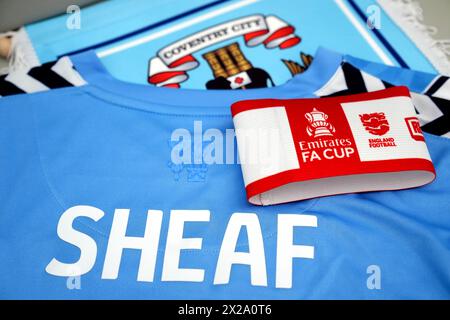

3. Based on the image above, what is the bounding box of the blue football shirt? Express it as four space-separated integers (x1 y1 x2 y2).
0 50 449 299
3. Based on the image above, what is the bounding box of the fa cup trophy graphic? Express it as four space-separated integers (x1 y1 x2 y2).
305 108 336 138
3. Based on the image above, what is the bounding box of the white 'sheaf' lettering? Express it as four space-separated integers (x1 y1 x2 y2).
214 213 267 286
45 205 104 277
276 214 317 289
161 210 210 282
101 209 163 282
46 206 318 288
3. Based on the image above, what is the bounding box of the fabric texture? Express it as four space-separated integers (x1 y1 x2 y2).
0 50 449 299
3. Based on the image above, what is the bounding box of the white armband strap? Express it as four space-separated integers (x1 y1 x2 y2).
231 87 435 206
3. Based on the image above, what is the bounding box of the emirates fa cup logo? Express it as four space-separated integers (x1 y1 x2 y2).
305 108 336 138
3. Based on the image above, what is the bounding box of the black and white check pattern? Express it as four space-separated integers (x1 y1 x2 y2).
0 56 448 137
0 57 85 97
419 76 450 137
315 62 450 138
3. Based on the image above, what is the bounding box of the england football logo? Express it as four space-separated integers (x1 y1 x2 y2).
359 112 397 148
359 112 390 136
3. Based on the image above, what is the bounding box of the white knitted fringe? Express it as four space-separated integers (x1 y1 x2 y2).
0 27 40 75
378 0 450 75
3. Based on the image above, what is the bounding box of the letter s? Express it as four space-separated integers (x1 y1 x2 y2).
46 205 104 277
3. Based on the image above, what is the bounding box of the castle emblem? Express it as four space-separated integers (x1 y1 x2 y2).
203 42 273 89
